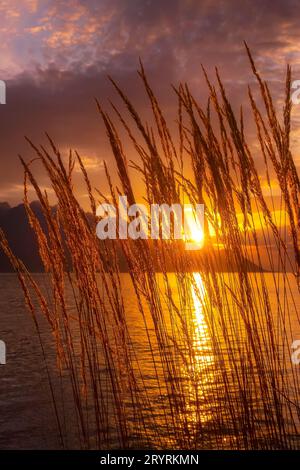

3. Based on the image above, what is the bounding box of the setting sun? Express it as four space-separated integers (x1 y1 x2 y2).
0 0 299 458
184 207 205 250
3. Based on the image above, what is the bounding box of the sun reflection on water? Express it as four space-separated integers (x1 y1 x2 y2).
191 273 214 366
182 272 215 432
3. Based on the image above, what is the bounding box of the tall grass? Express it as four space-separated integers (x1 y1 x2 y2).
1 47 299 449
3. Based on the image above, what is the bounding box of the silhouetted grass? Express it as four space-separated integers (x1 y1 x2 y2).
0 47 299 449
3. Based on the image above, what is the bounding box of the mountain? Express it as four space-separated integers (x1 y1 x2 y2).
0 202 11 216
0 201 265 273
0 201 46 272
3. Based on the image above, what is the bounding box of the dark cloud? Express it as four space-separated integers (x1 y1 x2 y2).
1 0 300 204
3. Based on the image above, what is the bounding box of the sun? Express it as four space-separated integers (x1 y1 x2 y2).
190 221 204 244
184 207 205 250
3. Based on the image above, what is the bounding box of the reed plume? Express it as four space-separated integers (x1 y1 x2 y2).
0 47 299 449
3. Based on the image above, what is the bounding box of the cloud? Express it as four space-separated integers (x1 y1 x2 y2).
1 0 300 204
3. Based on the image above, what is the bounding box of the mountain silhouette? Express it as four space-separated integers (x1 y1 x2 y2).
0 201 264 273
0 201 46 271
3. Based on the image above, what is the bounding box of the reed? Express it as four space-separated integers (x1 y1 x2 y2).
0 47 299 449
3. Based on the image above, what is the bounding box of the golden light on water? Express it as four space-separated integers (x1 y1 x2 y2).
191 273 214 367
180 273 215 430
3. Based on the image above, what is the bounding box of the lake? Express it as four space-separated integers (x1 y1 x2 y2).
0 273 299 449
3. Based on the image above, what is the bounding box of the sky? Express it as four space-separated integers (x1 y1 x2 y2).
1 0 300 205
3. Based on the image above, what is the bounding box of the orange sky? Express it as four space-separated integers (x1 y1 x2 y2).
0 0 300 207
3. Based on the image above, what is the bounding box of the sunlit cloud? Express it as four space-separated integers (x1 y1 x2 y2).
1 0 300 204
